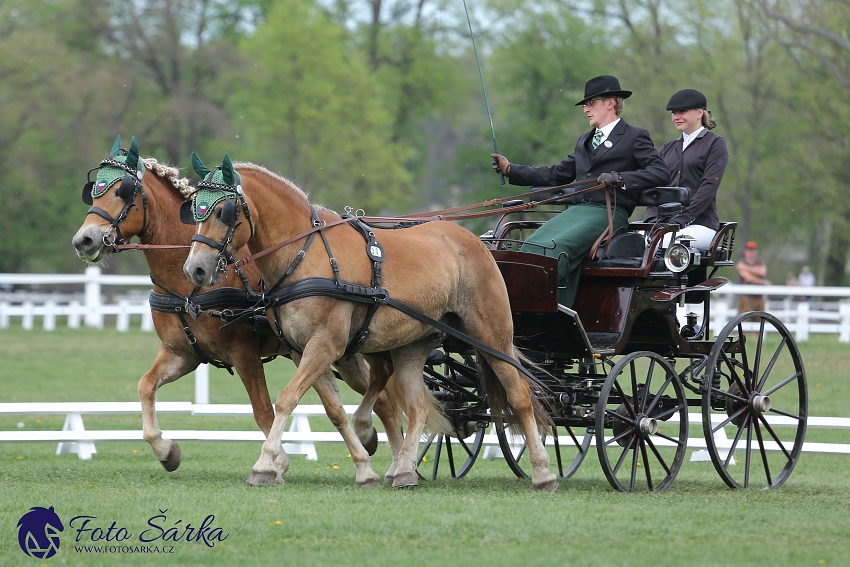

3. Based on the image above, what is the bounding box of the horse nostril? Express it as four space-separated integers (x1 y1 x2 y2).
193 267 207 282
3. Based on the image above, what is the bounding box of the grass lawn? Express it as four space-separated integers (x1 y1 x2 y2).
1 325 850 566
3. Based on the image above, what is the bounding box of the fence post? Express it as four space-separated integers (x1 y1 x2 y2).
840 302 850 344
141 307 154 332
117 300 130 332
68 300 81 328
85 266 103 329
195 364 210 405
22 301 34 330
796 302 810 343
0 301 8 329
43 299 57 331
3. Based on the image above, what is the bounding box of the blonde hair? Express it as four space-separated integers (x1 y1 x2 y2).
701 109 717 130
614 97 625 116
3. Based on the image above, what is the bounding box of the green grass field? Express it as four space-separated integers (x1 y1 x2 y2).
1 325 850 566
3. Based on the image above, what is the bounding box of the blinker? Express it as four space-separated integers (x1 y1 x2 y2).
82 182 94 205
117 175 136 202
179 200 196 225
220 199 237 225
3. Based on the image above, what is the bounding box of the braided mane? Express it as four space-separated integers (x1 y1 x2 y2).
141 157 194 197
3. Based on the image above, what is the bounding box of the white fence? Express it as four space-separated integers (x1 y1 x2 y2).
3 269 849 342
1 402 848 461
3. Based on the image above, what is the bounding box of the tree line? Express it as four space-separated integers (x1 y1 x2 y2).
1 0 847 287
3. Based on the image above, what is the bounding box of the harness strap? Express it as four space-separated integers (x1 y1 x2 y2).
587 186 617 260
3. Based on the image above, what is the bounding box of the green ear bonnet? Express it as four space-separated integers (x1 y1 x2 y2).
189 153 243 222
91 135 145 199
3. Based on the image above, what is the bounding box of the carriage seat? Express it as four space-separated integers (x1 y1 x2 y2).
582 187 692 267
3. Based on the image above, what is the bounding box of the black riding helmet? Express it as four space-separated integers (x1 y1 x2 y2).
666 89 707 111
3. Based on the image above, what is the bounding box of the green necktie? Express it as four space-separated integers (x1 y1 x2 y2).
592 129 604 149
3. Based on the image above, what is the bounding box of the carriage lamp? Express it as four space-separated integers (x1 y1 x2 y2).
663 243 691 272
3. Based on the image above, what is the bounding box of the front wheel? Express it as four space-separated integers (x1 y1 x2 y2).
596 351 688 492
701 311 807 489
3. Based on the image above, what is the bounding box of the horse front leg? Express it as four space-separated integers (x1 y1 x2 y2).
230 344 288 476
138 344 197 471
312 370 381 487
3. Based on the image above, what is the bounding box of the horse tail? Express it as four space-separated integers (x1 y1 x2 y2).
384 374 451 435
477 346 552 432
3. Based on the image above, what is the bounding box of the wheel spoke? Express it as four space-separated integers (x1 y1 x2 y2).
456 433 474 458
612 435 636 476
652 404 686 421
756 414 794 461
753 419 773 486
739 326 753 391
417 432 436 464
645 436 672 475
445 436 457 478
723 414 750 469
630 360 640 409
606 426 636 447
744 418 754 488
763 371 802 397
629 442 639 492
614 379 636 418
757 335 788 392
708 384 748 404
767 406 802 421
653 430 686 446
646 373 674 416
640 441 654 490
712 405 748 434
605 407 637 426
720 350 750 397
552 426 564 477
643 359 656 409
752 319 765 390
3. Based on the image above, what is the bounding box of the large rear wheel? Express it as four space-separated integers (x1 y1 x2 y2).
701 312 807 489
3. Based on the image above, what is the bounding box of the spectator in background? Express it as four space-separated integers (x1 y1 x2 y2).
798 266 816 288
736 241 768 314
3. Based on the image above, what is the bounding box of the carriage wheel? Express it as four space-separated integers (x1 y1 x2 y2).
596 351 688 492
415 348 488 480
494 419 591 480
415 424 486 480
701 311 807 489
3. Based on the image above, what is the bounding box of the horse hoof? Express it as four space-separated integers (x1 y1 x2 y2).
533 479 559 492
246 470 279 487
160 444 182 472
392 472 419 489
363 428 379 456
358 476 381 489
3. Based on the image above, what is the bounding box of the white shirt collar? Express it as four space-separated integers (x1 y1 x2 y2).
682 126 705 150
596 118 621 142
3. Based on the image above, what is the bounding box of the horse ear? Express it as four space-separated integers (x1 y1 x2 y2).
222 153 235 186
191 152 212 180
126 136 140 171
109 135 121 158
179 200 196 224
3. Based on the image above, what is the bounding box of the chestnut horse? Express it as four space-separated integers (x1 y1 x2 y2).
72 137 402 486
182 156 558 490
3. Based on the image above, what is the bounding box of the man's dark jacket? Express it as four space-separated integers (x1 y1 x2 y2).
645 129 727 231
507 119 670 215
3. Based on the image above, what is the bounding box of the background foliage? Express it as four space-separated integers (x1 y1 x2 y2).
1 0 847 285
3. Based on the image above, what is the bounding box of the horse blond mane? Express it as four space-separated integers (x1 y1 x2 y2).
141 157 194 197
231 162 337 211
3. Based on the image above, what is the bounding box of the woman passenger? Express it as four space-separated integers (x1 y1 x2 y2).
645 89 728 249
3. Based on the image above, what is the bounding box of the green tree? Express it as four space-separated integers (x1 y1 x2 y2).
232 0 412 214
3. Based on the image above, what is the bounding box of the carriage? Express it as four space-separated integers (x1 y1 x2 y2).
413 186 807 492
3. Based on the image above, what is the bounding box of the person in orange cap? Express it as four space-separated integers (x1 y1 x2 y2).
736 241 768 315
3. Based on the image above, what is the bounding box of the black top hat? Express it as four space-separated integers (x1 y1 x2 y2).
575 75 633 106
666 89 707 111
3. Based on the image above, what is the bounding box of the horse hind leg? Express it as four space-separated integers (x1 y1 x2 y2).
138 344 197 471
481 354 558 492
333 355 382 455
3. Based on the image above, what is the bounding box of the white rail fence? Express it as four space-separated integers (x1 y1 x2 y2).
2 269 849 342
1 403 848 461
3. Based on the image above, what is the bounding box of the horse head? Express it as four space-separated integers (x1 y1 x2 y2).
182 152 254 287
72 135 149 262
